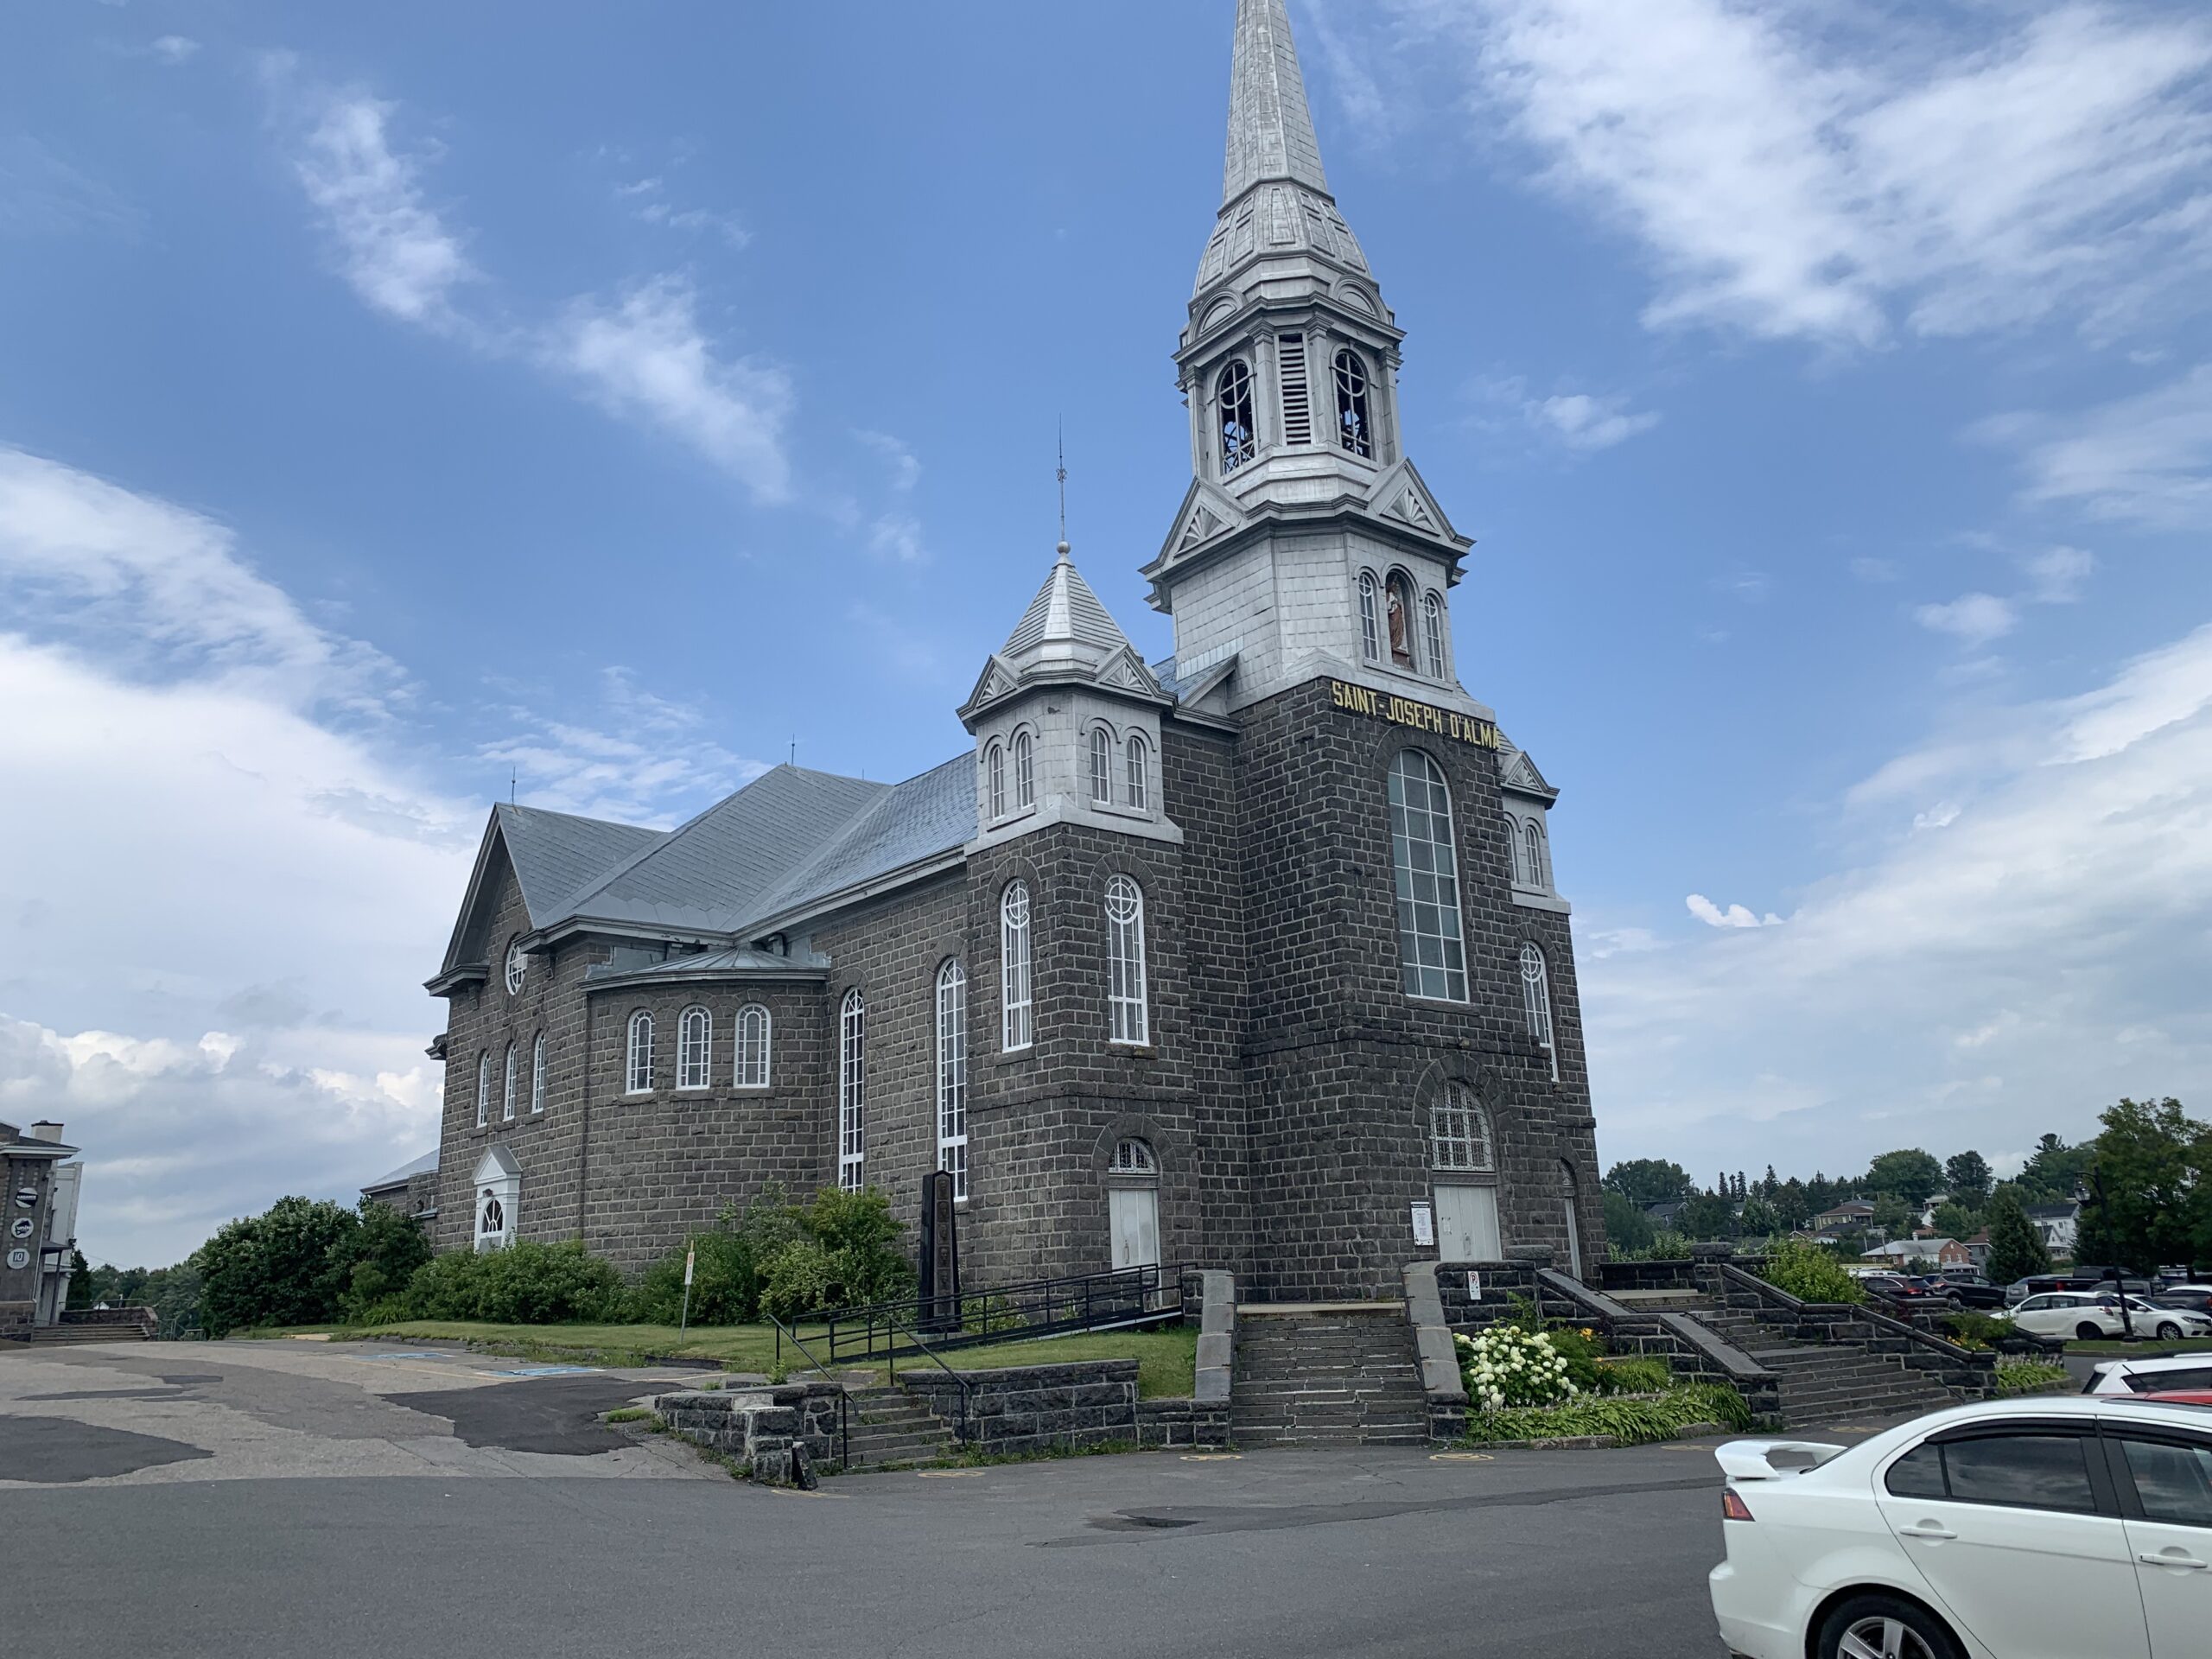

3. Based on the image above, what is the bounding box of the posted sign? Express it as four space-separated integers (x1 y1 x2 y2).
683 1248 696 1287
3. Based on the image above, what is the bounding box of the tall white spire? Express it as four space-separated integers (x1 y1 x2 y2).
1223 0 1330 202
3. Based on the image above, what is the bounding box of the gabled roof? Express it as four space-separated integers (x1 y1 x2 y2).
745 754 976 925
496 804 666 924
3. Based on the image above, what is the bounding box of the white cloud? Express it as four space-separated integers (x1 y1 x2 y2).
1592 622 2212 1175
1531 391 1661 450
1985 364 2212 529
615 176 750 248
1915 591 2018 647
288 90 476 327
1390 0 2212 346
550 276 794 504
149 35 200 65
1686 893 1784 929
2024 544 2095 603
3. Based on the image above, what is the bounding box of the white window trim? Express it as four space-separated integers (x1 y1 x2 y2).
677 1005 712 1092
505 939 527 996
734 1003 772 1090
1430 1084 1494 1173
1521 944 1559 1081
936 959 968 1204
1087 725 1115 805
475 1052 490 1128
1422 591 1446 680
1014 730 1036 810
1001 882 1033 1052
502 1043 517 1122
987 742 1006 822
838 989 866 1191
1105 874 1149 1046
531 1033 545 1114
1110 1136 1157 1175
1357 570 1380 663
625 1010 654 1096
1125 733 1150 812
1389 750 1470 1004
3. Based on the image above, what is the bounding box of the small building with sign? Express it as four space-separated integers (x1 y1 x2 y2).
417 0 1604 1301
2 1120 83 1335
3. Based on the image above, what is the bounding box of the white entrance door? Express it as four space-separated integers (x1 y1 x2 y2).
1561 1199 1584 1277
1109 1187 1160 1272
1433 1184 1502 1262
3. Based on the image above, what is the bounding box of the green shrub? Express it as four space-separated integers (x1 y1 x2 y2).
628 1186 803 1326
1460 1382 1751 1446
1994 1359 2070 1397
404 1240 625 1324
757 1186 914 1323
1542 1320 1607 1394
1595 1356 1674 1395
1758 1239 1865 1305
962 1292 1027 1337
1942 1311 2012 1351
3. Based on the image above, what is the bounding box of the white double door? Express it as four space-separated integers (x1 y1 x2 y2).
1109 1187 1160 1272
1433 1183 1502 1262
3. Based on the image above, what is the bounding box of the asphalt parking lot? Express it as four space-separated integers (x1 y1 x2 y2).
0 1338 1754 1658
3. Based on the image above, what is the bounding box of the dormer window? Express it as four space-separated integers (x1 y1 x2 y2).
1334 349 1373 459
1089 728 1113 804
1014 731 1035 810
988 742 1006 820
1125 733 1149 811
1217 360 1255 475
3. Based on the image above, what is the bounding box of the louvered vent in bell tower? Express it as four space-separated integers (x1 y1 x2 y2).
1278 333 1311 444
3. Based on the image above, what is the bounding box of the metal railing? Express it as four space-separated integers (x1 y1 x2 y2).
766 1314 849 1471
883 1312 974 1445
790 1262 1192 1368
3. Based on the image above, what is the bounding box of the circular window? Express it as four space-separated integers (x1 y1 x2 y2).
505 940 527 996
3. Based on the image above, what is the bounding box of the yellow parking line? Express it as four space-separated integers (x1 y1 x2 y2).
1429 1452 1494 1464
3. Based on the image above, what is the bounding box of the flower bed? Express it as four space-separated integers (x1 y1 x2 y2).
1459 1382 1754 1448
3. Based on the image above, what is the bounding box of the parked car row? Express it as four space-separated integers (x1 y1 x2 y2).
2005 1291 2212 1343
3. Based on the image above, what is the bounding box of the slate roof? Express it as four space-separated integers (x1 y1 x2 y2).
1002 554 1135 657
495 804 666 926
746 753 975 925
361 1147 438 1193
588 944 830 982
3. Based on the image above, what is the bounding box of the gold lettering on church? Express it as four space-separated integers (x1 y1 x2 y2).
1328 679 1498 748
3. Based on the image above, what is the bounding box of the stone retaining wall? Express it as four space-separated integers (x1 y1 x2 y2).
899 1359 1141 1456
1134 1396 1233 1449
657 1381 846 1481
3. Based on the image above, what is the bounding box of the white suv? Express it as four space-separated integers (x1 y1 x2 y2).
2007 1292 2126 1340
2088 1356 2212 1395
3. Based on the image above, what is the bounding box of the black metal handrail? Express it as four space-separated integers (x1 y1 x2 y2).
766 1314 849 1471
882 1311 974 1445
805 1262 1192 1365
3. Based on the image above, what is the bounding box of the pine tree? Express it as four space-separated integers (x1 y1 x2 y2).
1985 1187 2052 1287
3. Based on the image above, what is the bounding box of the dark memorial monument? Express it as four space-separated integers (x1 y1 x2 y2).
918 1169 960 1332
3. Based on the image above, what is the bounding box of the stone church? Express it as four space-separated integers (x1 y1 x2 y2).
423 0 1604 1301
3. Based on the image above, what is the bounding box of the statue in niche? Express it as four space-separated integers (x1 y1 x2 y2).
1386 575 1414 666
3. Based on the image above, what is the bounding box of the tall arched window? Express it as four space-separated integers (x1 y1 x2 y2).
1388 750 1468 1001
677 1005 711 1090
1503 814 1529 885
1088 727 1113 804
838 988 866 1191
476 1052 490 1128
531 1033 545 1114
1001 882 1033 1051
936 959 968 1202
987 742 1006 820
1125 733 1149 811
1105 874 1149 1045
734 1004 771 1089
1333 348 1373 458
1385 571 1416 667
1430 1084 1494 1172
502 1043 517 1122
1520 944 1557 1080
1014 731 1035 810
625 1010 653 1095
1357 570 1381 662
1216 359 1255 474
1422 591 1446 678
1524 822 1549 889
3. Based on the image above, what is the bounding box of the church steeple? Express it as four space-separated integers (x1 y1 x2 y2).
1142 0 1478 721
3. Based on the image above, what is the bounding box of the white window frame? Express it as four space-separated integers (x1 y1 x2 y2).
936 959 968 1203
1110 1137 1156 1175
531 1033 545 1114
502 1043 517 1122
1014 730 1035 810
677 1005 712 1091
505 939 527 996
625 1010 654 1096
1088 726 1114 805
1105 874 1149 1046
1389 750 1470 1002
476 1052 490 1128
1357 570 1380 663
1521 943 1558 1080
1525 820 1549 889
838 988 866 1191
988 741 1006 820
1001 882 1033 1051
1430 1084 1494 1172
1126 733 1149 811
734 1003 771 1090
1422 591 1446 678
1503 813 1528 885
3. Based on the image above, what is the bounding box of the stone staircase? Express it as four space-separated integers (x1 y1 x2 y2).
1685 1298 1959 1430
840 1384 956 1470
1230 1303 1430 1446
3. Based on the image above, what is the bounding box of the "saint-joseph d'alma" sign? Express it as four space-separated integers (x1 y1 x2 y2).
1328 679 1499 749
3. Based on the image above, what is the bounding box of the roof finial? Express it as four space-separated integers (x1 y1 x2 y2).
1056 418 1070 561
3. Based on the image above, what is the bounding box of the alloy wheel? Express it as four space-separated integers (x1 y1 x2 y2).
1837 1615 1938 1659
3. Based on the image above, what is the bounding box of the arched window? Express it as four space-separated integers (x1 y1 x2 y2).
479 1192 505 1244
1430 1084 1494 1172
1125 733 1149 811
1110 1137 1156 1174
1524 821 1549 889
476 1052 490 1128
1422 592 1446 678
1385 571 1416 667
1388 750 1468 1001
1001 882 1033 1051
1357 570 1381 662
734 1004 771 1090
1105 874 1148 1045
531 1033 545 1114
838 988 866 1191
987 742 1006 821
1334 348 1373 458
1089 727 1114 804
505 938 527 996
1014 731 1035 810
1503 814 1528 885
936 960 968 1202
1216 359 1255 474
502 1042 517 1122
1520 944 1557 1080
625 1010 653 1095
677 1005 711 1090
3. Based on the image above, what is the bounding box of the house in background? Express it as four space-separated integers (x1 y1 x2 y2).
2024 1201 2081 1256
361 1149 440 1231
1814 1198 1876 1231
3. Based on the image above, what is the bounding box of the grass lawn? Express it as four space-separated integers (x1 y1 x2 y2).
245 1319 1199 1397
2064 1336 2212 1357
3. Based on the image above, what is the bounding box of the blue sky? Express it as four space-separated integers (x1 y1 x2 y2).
3 1 2209 1264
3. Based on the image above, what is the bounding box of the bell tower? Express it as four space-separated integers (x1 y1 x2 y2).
1144 0 1481 721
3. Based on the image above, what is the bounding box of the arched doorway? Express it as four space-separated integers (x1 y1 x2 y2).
1105 1137 1160 1274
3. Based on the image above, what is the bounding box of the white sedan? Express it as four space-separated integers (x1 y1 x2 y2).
1709 1395 2212 1659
